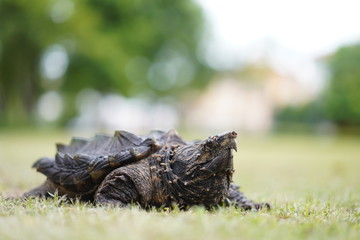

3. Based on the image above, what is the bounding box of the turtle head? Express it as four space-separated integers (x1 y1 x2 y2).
168 131 237 205
195 131 237 176
171 131 237 184
201 131 237 154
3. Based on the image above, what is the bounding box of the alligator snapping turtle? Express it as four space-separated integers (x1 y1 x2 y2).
24 130 269 210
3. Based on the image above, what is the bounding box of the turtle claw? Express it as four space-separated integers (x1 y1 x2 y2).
254 202 271 211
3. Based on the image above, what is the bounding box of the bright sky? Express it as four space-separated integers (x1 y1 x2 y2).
196 0 360 72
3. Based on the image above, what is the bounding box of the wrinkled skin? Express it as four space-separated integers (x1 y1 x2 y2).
24 130 269 210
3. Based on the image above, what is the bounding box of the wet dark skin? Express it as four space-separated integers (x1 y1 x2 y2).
24 130 270 210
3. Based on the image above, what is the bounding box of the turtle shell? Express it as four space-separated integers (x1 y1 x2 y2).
32 130 186 195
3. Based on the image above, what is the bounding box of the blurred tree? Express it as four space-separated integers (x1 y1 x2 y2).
275 100 326 125
0 0 46 125
275 43 360 130
324 43 360 126
0 0 211 126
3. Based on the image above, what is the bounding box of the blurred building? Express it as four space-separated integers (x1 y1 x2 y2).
184 64 315 133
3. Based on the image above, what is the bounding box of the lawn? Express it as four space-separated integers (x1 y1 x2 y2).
0 130 359 240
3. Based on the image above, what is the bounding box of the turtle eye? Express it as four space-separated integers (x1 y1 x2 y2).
204 137 218 150
211 136 218 141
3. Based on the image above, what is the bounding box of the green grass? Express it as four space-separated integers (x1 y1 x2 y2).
0 130 359 240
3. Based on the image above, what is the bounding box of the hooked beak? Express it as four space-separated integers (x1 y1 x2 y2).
225 131 237 152
229 131 237 152
230 138 237 152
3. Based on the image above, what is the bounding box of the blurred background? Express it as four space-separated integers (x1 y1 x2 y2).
1 0 360 135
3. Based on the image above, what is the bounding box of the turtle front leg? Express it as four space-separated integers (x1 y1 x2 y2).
227 184 270 210
94 171 140 207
